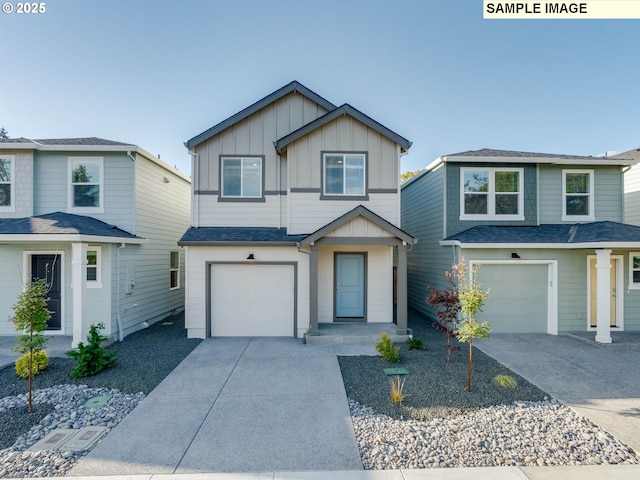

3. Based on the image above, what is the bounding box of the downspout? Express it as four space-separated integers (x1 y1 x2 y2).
190 150 200 228
116 243 125 342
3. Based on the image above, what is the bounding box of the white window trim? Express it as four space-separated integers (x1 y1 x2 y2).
322 152 367 197
67 157 104 213
170 251 180 290
220 156 263 199
0 154 15 212
86 246 102 289
562 169 594 221
459 167 524 221
629 252 640 290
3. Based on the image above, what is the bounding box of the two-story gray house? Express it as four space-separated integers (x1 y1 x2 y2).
179 81 414 340
401 148 640 343
0 137 191 346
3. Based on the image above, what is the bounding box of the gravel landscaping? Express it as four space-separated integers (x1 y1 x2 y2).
338 312 640 469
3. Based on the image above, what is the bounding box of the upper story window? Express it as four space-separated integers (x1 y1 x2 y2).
170 251 180 290
460 167 524 220
220 156 263 201
68 157 104 212
322 153 367 198
86 247 102 288
0 155 14 212
629 253 640 290
562 169 594 221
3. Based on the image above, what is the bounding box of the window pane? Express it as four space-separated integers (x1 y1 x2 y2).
496 194 518 215
0 184 9 206
86 267 97 281
566 173 589 193
222 159 241 196
634 256 640 270
170 252 179 269
464 171 488 193
634 271 640 283
325 156 344 194
74 185 100 207
170 270 178 289
495 171 519 192
72 161 100 183
87 251 97 266
566 196 588 216
464 193 487 214
242 159 261 197
0 159 11 182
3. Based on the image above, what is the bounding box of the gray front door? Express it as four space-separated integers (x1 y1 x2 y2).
335 253 365 320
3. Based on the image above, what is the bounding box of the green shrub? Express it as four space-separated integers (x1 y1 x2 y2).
66 323 119 379
15 351 49 379
494 374 518 389
376 332 400 363
406 336 424 351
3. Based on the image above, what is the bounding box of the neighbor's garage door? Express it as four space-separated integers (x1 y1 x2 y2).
475 264 548 333
210 264 294 337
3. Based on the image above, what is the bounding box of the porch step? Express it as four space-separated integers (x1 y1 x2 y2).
304 323 411 345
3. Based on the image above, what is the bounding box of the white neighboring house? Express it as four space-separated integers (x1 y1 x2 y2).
0 137 191 346
180 81 415 340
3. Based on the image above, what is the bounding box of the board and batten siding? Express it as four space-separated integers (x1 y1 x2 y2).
538 165 623 224
33 151 136 233
192 92 329 228
401 166 453 320
110 155 191 337
624 163 640 226
0 150 34 218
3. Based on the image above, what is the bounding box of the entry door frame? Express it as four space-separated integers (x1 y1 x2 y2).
334 252 367 322
587 255 624 331
23 250 65 335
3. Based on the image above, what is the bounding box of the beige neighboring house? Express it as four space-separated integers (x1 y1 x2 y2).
180 81 415 340
0 137 191 346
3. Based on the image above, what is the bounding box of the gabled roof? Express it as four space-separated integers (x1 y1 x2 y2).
185 81 337 149
441 222 640 249
274 103 412 154
178 227 307 246
425 148 638 170
0 212 145 244
299 205 415 247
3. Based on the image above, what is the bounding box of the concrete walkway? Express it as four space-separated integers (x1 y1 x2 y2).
476 333 640 454
70 337 365 475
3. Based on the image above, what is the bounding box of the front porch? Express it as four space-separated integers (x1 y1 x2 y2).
304 322 412 345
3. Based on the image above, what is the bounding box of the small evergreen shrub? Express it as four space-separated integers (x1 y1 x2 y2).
15 351 49 379
494 374 518 389
376 332 400 363
66 323 119 379
390 376 406 404
406 337 424 351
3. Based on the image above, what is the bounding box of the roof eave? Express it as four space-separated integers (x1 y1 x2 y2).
441 155 638 166
0 234 147 244
178 240 300 247
440 240 640 249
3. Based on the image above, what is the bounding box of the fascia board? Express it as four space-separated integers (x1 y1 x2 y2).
0 234 147 244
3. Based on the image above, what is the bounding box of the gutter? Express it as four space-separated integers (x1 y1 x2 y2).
116 243 126 342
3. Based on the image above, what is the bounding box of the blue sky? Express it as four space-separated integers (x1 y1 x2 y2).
1 0 638 175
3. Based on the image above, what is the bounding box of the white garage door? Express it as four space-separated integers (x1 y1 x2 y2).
210 264 295 337
475 264 548 333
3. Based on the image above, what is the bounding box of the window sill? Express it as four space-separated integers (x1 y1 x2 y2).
217 196 265 203
320 194 369 201
169 286 180 291
561 215 595 222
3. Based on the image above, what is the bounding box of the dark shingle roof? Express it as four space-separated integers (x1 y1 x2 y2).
446 148 601 160
0 137 32 143
179 227 307 245
34 137 133 146
0 212 139 238
445 222 640 245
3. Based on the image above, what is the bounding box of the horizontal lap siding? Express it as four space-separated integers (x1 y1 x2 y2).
625 164 640 226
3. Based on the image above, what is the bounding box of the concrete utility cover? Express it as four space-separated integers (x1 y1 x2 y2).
83 394 112 409
28 427 109 452
383 367 410 375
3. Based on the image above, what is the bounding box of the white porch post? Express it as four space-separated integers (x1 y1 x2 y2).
71 242 87 348
595 249 612 344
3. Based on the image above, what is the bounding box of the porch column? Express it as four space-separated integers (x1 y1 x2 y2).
71 242 87 348
307 244 319 336
595 249 612 344
396 244 409 335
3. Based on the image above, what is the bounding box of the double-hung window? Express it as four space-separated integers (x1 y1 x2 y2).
69 157 103 211
0 155 14 211
460 167 524 220
86 247 101 288
220 156 263 200
323 153 366 197
630 253 640 290
562 169 594 221
170 251 180 290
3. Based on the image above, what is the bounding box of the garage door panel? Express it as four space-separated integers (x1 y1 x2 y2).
211 264 294 337
476 264 548 334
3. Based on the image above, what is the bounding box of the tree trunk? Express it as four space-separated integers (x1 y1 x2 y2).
467 339 473 392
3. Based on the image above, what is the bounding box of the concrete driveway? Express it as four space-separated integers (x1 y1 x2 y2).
476 333 640 453
71 337 364 475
